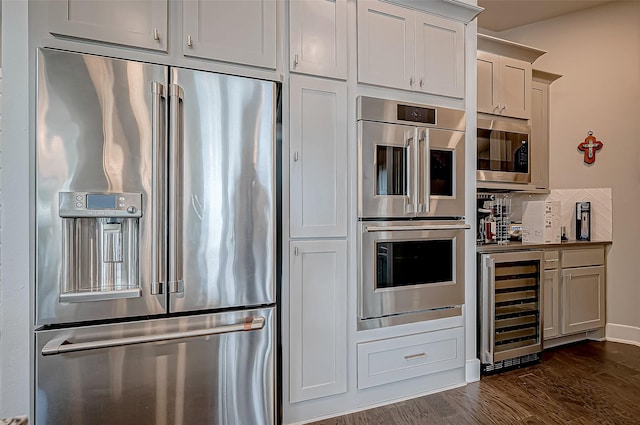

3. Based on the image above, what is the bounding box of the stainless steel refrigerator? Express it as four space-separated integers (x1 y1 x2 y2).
35 48 278 425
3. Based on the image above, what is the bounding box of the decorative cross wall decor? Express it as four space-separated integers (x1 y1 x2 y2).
578 131 603 164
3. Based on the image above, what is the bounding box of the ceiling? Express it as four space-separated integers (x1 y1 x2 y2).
477 0 617 32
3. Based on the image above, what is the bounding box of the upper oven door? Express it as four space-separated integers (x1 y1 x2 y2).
359 120 418 218
359 221 467 320
358 122 466 219
417 128 465 218
477 118 531 184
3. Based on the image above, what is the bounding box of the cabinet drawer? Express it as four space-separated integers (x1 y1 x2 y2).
357 327 463 389
561 247 604 268
543 250 560 270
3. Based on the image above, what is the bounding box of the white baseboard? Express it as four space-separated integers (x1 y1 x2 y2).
606 323 640 347
465 358 480 382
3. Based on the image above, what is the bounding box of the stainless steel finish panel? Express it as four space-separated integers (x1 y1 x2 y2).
35 307 275 425
36 48 168 326
169 68 276 312
359 220 466 320
357 96 466 131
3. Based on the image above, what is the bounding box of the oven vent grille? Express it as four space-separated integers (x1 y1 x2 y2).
481 352 540 375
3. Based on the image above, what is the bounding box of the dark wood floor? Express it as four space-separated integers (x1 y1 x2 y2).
309 341 640 424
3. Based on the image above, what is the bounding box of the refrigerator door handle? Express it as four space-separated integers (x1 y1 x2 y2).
42 316 266 356
169 83 184 295
151 81 167 296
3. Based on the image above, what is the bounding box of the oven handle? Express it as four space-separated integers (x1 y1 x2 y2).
406 130 417 214
363 224 470 232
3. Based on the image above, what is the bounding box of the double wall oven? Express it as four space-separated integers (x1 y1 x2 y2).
357 96 469 329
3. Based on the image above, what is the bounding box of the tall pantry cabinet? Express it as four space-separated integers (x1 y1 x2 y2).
287 0 349 405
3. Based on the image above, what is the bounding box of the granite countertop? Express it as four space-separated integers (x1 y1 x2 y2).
476 239 612 253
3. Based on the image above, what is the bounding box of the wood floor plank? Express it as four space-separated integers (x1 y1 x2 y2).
307 341 640 425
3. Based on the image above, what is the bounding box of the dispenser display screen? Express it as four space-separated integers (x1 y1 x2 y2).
87 194 117 209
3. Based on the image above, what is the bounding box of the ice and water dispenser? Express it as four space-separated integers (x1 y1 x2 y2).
59 192 143 302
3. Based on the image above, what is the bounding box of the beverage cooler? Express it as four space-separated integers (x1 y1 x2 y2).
478 250 543 373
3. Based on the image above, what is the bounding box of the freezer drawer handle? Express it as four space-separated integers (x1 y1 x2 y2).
41 316 266 356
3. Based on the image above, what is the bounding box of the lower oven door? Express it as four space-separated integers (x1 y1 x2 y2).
359 220 468 324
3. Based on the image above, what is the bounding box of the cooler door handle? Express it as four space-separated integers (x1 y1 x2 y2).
42 317 266 356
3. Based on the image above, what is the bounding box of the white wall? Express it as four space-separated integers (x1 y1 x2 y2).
0 0 30 419
497 1 640 333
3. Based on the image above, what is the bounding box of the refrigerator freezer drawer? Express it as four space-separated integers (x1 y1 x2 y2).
35 307 275 425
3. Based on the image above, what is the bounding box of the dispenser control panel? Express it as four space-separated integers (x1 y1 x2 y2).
59 192 143 218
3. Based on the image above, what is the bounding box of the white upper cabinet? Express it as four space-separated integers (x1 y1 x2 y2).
289 75 348 239
477 52 531 119
477 34 546 119
357 1 415 91
414 13 464 98
289 0 348 80
357 0 465 98
47 0 168 51
183 0 277 69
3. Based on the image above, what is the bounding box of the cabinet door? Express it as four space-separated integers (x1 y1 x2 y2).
415 14 464 98
500 56 532 119
561 266 606 334
290 0 348 79
47 0 167 51
543 268 560 339
477 52 500 114
183 0 276 69
289 240 347 402
357 0 415 90
530 81 549 189
290 75 348 238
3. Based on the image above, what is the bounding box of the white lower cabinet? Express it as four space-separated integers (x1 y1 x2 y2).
543 247 606 341
289 240 347 402
357 327 464 389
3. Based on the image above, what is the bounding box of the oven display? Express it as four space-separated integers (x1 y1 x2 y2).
397 104 436 124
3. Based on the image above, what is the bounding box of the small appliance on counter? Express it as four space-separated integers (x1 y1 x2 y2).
576 201 591 241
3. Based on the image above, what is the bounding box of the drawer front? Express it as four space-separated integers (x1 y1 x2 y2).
561 247 604 268
543 250 560 270
357 327 464 389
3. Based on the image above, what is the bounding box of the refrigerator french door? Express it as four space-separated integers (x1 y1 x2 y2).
35 48 277 424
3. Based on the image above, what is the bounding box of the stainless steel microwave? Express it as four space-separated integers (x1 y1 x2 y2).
477 118 531 184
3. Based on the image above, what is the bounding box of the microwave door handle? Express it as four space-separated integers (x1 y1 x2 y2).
169 84 184 295
151 81 166 296
364 223 470 232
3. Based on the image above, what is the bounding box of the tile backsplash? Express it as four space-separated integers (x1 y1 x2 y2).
508 188 612 241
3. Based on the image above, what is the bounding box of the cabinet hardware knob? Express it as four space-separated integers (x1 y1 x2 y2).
294 151 299 162
294 247 299 256
294 54 299 67
410 77 414 86
501 104 507 112
419 78 424 88
153 28 160 41
187 35 193 47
